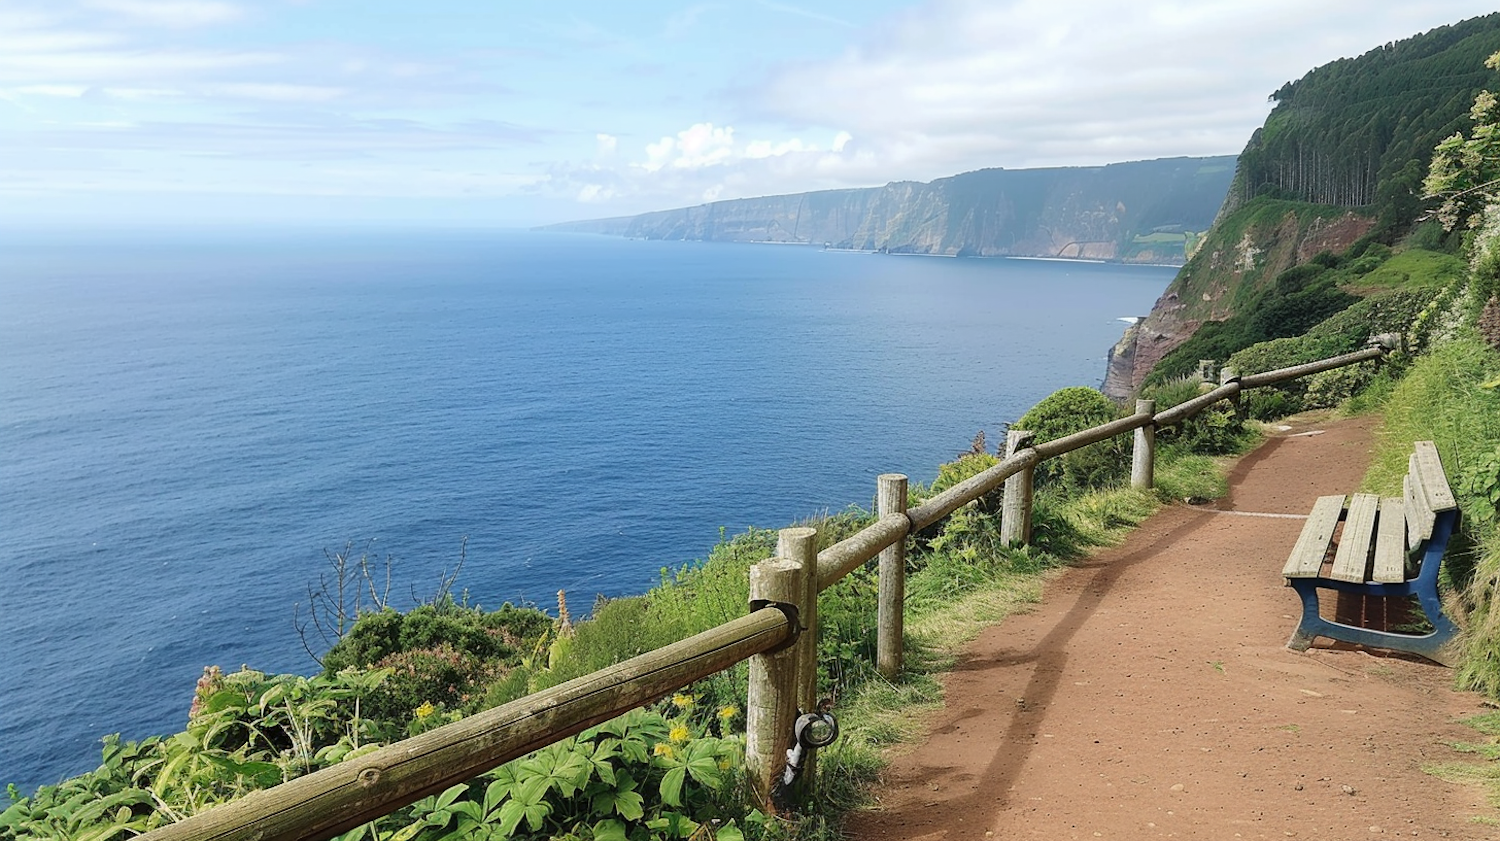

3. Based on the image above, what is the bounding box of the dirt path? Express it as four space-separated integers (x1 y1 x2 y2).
849 416 1494 840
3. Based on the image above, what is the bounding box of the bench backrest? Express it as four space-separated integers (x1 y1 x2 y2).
1404 440 1457 550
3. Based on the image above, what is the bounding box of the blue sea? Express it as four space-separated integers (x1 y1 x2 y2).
0 228 1173 793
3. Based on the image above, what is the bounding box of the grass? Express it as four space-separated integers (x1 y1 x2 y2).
1352 248 1467 292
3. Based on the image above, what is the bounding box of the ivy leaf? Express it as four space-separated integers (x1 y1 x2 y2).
646 811 699 838
716 824 746 841
496 796 551 836
593 781 645 822
680 741 724 790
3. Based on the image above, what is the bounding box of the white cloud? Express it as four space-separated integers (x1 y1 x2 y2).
82 0 243 29
747 0 1500 180
578 183 614 202
596 133 617 155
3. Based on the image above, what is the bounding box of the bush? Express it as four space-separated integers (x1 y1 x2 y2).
1226 288 1442 419
322 601 551 676
364 644 513 723
1014 387 1128 492
1141 378 1249 455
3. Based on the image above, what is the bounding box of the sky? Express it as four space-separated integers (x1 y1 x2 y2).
3 1 1499 228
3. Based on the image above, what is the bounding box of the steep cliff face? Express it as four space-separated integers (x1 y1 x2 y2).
544 157 1236 264
1102 202 1376 398
1101 13 1500 397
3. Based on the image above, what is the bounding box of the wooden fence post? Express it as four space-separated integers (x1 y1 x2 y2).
747 527 816 812
777 527 818 720
1221 366 1242 415
1131 398 1156 490
1000 430 1035 547
745 553 806 813
876 474 908 679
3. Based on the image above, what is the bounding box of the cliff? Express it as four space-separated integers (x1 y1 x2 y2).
1103 201 1376 397
1103 13 1500 398
542 156 1237 264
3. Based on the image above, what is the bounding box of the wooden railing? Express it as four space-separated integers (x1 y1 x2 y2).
139 339 1394 841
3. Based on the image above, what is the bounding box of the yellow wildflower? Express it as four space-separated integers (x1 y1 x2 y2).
653 742 675 759
716 705 738 721
414 701 436 719
671 693 695 710
669 723 691 743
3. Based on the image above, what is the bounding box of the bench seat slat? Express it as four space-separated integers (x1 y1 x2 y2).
1405 467 1437 550
1414 441 1458 511
1283 495 1345 578
1331 493 1380 583
1372 496 1407 583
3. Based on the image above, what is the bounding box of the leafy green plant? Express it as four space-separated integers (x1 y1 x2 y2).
356 705 750 841
1461 445 1500 528
1014 386 1128 492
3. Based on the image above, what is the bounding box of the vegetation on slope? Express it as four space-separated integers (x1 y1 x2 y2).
1236 12 1500 233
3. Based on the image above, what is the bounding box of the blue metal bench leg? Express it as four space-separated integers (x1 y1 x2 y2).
1285 581 1458 666
1287 582 1322 652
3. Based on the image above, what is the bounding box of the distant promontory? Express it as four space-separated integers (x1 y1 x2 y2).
539 156 1237 265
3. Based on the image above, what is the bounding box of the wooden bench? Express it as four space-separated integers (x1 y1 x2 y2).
1282 440 1460 666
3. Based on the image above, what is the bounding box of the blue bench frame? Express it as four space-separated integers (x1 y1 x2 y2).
1286 507 1458 665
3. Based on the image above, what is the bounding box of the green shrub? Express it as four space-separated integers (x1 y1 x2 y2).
322 601 551 676
1303 360 1379 410
1225 288 1442 419
1014 387 1127 492
1141 378 1249 455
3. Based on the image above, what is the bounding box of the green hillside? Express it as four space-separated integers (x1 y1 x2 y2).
1235 12 1500 235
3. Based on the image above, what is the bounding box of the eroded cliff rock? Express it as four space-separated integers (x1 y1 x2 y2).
1102 205 1375 399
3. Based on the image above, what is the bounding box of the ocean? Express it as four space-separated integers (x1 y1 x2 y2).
0 227 1174 793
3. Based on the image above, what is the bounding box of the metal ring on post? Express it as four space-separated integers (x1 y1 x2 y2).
748 600 802 654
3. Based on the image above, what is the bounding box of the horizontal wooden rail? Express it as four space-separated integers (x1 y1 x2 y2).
138 607 794 841
817 512 910 591
1237 345 1386 389
1032 410 1154 458
1153 381 1242 427
908 448 1039 531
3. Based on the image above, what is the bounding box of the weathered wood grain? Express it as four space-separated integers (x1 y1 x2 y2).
1282 495 1345 578
1373 496 1407 583
1330 493 1378 583
877 474 908 679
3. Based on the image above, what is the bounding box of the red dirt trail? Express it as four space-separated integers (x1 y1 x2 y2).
848 416 1496 840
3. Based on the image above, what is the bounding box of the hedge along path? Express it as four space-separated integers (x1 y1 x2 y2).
849 415 1495 840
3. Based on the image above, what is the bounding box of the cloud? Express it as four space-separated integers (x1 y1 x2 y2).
81 0 243 28
0 4 507 106
744 0 1500 181
542 121 877 214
